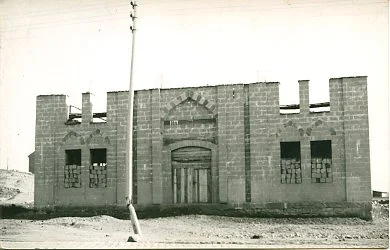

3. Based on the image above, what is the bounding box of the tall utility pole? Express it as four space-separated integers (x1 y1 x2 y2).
126 0 142 242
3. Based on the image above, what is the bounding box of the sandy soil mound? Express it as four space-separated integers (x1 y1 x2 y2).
0 169 34 207
45 215 123 225
0 186 20 200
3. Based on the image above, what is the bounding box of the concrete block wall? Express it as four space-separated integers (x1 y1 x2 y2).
341 77 371 202
132 90 153 205
159 87 218 204
248 80 348 204
34 95 68 206
249 82 280 203
34 92 131 207
151 89 163 204
105 91 128 204
217 85 246 204
34 76 371 217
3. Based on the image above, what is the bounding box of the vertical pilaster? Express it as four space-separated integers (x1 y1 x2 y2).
299 80 310 114
217 85 228 203
151 89 163 204
342 76 371 203
329 78 344 114
107 92 118 203
300 139 311 183
249 82 280 203
298 80 311 183
224 85 246 205
243 85 251 202
113 91 129 204
82 92 93 124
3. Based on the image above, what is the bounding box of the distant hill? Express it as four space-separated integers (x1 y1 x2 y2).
0 169 34 207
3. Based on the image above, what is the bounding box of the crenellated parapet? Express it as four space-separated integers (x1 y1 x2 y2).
33 76 371 219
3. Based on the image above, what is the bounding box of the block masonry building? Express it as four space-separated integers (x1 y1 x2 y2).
33 76 372 219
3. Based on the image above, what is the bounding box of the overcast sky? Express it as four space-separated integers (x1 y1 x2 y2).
0 0 388 191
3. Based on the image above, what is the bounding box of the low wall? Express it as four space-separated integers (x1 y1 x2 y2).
0 202 372 220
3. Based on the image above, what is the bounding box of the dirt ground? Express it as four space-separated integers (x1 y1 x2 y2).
0 170 388 249
0 210 388 248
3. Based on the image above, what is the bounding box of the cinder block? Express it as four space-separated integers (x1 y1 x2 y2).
34 80 371 208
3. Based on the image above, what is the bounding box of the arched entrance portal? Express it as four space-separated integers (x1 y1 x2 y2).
167 140 218 204
172 146 211 203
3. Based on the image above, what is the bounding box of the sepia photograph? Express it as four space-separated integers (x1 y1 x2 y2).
0 0 388 248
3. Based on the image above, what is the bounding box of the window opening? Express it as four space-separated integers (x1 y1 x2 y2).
311 140 332 183
64 149 82 188
66 105 82 125
89 148 107 188
65 93 82 125
279 81 300 114
280 142 302 184
309 79 330 113
91 92 107 123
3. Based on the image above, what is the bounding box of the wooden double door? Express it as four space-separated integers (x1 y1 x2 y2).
172 146 212 204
